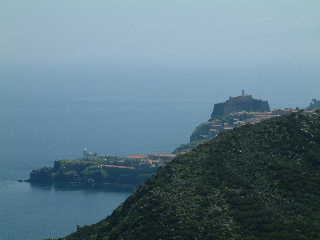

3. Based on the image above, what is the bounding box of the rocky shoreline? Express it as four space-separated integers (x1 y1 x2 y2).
26 153 177 190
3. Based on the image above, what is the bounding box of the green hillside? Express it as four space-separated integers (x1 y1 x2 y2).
59 111 320 240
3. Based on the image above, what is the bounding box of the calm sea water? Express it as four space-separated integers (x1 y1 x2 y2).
0 98 211 240
0 181 130 240
0 64 316 239
0 64 218 240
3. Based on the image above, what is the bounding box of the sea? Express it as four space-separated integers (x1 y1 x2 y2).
0 63 315 239
0 64 220 240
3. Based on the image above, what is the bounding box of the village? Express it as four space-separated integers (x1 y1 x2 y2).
28 93 319 190
83 148 178 170
83 106 313 170
200 108 304 140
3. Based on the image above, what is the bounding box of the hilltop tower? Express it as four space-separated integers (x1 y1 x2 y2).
83 148 97 161
210 93 270 119
83 147 88 160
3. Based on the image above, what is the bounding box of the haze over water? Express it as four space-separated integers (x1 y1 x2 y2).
0 65 319 239
1 0 319 239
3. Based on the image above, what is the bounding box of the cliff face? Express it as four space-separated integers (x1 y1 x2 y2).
211 95 270 119
61 111 320 240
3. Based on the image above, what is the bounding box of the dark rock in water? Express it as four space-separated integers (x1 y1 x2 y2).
60 111 320 240
29 167 54 184
211 94 270 119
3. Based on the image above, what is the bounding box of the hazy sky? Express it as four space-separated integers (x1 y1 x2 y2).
1 0 319 68
1 0 320 109
0 0 320 166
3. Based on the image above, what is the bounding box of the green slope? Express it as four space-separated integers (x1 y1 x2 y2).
59 111 320 240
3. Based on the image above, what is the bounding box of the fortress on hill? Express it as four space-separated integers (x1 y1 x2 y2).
211 90 270 119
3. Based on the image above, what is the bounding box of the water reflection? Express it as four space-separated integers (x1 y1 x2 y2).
29 181 135 193
0 180 131 240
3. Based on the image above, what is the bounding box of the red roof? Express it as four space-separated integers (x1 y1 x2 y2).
149 153 176 158
127 155 147 159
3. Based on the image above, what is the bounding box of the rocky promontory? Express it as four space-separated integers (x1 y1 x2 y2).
60 111 320 240
28 158 155 190
210 92 270 119
28 153 176 190
175 93 273 153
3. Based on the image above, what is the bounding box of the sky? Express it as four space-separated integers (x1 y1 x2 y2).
0 0 320 169
0 0 320 108
1 0 319 67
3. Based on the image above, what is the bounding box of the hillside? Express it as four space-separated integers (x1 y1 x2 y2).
59 111 320 240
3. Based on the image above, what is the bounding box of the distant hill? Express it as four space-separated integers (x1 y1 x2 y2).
211 93 270 119
59 111 320 240
174 93 271 153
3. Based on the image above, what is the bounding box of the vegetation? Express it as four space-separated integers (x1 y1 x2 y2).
173 139 208 153
29 157 155 190
189 121 213 142
58 111 320 240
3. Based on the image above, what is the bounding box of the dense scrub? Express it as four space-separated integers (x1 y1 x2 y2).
60 111 320 240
